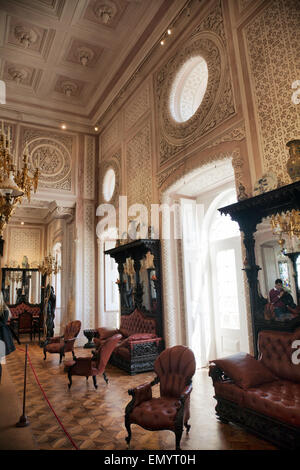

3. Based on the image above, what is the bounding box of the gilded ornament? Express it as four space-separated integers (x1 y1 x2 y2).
286 140 300 183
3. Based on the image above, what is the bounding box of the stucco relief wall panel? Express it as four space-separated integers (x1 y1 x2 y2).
244 0 300 184
124 82 150 133
126 121 152 211
20 126 75 193
6 226 43 266
100 117 121 158
84 135 96 200
155 0 236 167
83 201 95 329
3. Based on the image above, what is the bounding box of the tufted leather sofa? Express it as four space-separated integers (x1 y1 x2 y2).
93 308 163 375
209 328 300 450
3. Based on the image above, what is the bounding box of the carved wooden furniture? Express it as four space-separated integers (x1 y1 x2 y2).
66 334 121 390
114 308 163 374
8 301 42 342
209 328 300 450
218 180 300 356
125 345 196 450
43 320 81 364
104 239 164 373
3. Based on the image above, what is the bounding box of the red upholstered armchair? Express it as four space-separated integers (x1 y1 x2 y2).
66 334 122 389
124 345 196 450
43 320 81 364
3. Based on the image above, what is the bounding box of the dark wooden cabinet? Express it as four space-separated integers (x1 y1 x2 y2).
218 180 300 356
105 239 164 340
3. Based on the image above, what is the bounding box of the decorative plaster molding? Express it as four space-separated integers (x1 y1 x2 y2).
83 201 96 329
205 124 246 149
158 148 247 197
14 25 38 48
155 0 236 166
84 135 96 200
22 128 73 192
124 82 150 133
126 122 152 210
244 0 300 185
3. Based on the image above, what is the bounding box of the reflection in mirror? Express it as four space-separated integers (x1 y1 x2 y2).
4 270 42 304
256 216 300 322
123 258 135 310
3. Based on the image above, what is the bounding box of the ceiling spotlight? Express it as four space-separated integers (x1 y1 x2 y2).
94 126 99 132
21 221 24 225
61 124 66 130
167 29 172 35
160 40 165 46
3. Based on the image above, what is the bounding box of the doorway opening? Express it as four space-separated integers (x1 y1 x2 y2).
163 158 249 367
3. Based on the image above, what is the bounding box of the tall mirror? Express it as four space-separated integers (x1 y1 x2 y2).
2 268 42 305
218 180 300 356
105 239 164 338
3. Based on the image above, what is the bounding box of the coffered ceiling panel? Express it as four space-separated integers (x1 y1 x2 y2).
0 0 188 129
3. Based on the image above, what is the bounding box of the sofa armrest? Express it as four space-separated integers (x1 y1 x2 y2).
209 363 233 384
126 336 162 349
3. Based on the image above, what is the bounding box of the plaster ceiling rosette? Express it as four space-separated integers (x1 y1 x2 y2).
54 75 85 98
84 0 126 29
25 137 72 191
7 16 54 57
156 31 234 165
65 38 103 68
3 61 41 89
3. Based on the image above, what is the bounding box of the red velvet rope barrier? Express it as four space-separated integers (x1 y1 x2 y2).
17 347 79 450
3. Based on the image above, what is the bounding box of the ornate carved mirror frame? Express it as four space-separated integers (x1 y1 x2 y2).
218 180 300 356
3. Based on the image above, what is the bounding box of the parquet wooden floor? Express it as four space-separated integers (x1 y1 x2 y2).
4 338 276 451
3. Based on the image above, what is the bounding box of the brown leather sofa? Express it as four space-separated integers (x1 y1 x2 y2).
209 328 300 450
94 308 163 374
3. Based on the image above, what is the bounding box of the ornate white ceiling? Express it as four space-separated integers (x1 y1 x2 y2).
0 0 188 130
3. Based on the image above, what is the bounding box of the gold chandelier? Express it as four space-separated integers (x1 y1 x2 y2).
38 254 60 276
270 210 300 250
0 121 40 237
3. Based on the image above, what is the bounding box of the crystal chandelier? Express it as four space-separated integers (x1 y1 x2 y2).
270 210 300 251
0 121 39 237
38 254 60 277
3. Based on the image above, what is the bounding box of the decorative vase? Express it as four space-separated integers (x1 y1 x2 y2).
286 140 300 182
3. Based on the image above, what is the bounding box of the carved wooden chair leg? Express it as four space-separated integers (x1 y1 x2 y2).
72 350 75 359
175 428 183 450
59 351 64 364
43 349 47 360
184 421 191 433
68 370 72 389
103 372 109 384
125 419 131 449
86 376 89 381
92 376 98 389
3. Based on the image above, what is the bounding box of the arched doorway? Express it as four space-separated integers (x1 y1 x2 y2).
161 158 249 367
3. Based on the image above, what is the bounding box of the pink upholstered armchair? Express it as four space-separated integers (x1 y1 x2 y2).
43 320 81 364
66 334 122 389
125 345 196 450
